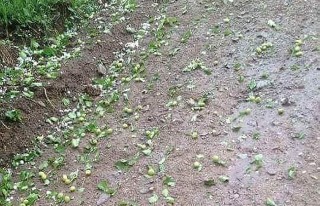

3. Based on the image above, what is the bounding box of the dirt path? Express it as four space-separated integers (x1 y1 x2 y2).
1 0 319 205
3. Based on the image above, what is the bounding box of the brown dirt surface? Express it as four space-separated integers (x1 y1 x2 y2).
0 1 155 167
1 0 320 206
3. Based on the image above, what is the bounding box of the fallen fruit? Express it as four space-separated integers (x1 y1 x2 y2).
191 131 198 139
295 39 303 46
85 170 92 176
64 195 71 203
64 178 71 185
57 192 64 199
193 161 201 169
212 155 220 163
294 46 301 52
39 171 47 180
278 108 284 115
147 167 155 176
294 51 303 57
106 128 113 134
62 174 68 181
70 186 76 192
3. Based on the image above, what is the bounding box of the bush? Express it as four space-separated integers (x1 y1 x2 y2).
0 0 95 38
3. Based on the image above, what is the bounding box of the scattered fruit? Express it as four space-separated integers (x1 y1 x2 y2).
193 161 201 169
278 108 284 115
70 186 76 192
191 131 198 139
147 167 155 176
64 195 71 203
38 171 47 180
57 192 64 199
106 128 113 134
85 169 92 176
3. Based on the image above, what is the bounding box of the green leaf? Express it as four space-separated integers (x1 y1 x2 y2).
165 196 175 204
62 98 70 106
142 148 152 156
148 194 158 204
26 193 39 204
266 198 277 206
97 180 116 195
5 109 22 122
162 189 169 197
69 170 78 181
253 154 263 169
39 161 48 170
248 80 257 91
288 166 297 179
204 179 216 187
163 176 175 187
115 160 131 171
72 138 80 148
218 175 229 182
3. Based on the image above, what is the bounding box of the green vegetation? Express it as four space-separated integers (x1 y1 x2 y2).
0 0 95 37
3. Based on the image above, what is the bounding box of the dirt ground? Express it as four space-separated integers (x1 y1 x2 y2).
1 0 320 205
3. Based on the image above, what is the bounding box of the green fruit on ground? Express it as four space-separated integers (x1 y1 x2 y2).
106 128 113 134
278 108 284 115
64 178 71 185
64 195 71 203
147 167 155 176
62 174 68 181
212 155 220 163
57 192 64 199
85 170 92 176
193 161 201 168
70 186 76 192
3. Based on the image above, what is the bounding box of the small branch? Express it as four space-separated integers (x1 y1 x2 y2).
1 120 10 129
43 88 56 109
23 96 46 108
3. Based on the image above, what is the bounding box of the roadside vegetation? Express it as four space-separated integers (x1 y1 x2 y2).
0 0 95 39
0 0 319 205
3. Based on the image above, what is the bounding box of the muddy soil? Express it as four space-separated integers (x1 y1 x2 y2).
2 0 320 205
0 2 155 166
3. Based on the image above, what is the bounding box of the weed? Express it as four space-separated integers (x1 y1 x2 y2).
5 109 22 122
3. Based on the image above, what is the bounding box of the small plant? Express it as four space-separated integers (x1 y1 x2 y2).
291 39 303 57
252 154 263 170
5 109 22 122
181 30 192 43
255 42 273 55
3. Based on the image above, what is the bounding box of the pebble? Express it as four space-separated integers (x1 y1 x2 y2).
266 168 277 175
96 194 110 206
97 63 107 75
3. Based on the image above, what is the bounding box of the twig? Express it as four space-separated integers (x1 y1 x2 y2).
43 88 56 109
1 120 10 129
23 96 46 108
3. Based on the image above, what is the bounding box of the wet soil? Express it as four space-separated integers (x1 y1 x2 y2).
0 1 155 167
2 0 320 205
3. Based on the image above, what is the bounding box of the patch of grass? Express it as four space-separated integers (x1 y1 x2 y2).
0 0 96 38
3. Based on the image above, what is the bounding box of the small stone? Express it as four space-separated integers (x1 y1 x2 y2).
97 63 107 75
234 194 240 199
97 194 110 206
272 121 281 126
256 80 271 90
139 187 154 194
281 97 293 106
237 153 248 159
266 168 277 175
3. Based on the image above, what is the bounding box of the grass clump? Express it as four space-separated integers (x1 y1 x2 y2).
0 0 96 38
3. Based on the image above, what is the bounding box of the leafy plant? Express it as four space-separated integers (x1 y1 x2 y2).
97 180 116 195
5 109 22 122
